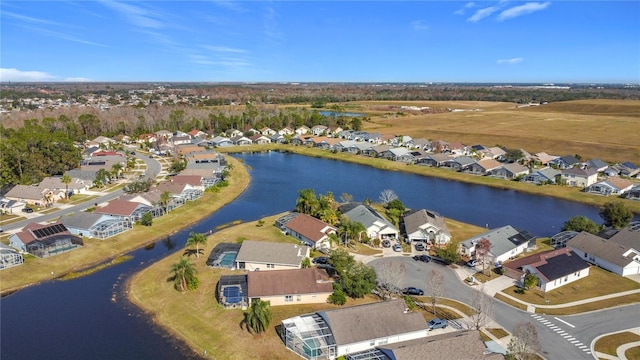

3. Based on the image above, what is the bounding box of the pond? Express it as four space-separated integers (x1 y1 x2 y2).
0 151 608 359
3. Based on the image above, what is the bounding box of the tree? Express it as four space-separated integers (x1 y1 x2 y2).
350 117 363 131
140 212 153 226
295 188 319 215
185 231 207 258
469 286 495 330
61 174 72 198
561 215 601 234
243 299 272 334
170 257 199 291
160 191 172 214
328 283 346 305
505 148 524 163
476 238 492 276
435 241 461 264
301 257 311 268
376 260 406 299
428 268 445 314
599 201 633 229
507 322 541 360
340 262 377 298
523 273 538 290
379 189 398 205
94 168 110 187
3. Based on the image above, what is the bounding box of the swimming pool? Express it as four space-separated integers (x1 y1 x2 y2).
219 251 237 267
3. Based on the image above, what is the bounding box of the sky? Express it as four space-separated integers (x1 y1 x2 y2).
1 1 639 84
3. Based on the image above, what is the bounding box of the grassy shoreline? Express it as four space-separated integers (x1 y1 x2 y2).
218 144 640 214
0 155 250 295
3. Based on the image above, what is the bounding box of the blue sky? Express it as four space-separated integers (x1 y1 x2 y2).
1 1 638 83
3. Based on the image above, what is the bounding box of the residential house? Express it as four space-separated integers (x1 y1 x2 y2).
489 163 530 180
585 177 635 196
260 127 276 136
521 167 561 185
626 185 640 201
431 140 450 153
503 247 590 292
380 147 414 162
270 133 287 144
550 155 581 169
364 144 392 158
188 129 207 138
94 199 153 222
334 140 360 154
477 146 507 160
284 213 337 251
584 158 609 173
279 127 295 136
460 225 536 264
532 152 558 165
168 135 192 147
39 176 90 198
560 168 598 187
59 211 132 239
412 138 432 152
340 204 399 241
416 153 453 167
226 129 243 138
295 126 311 135
9 222 83 258
155 180 202 202
467 158 502 175
311 125 328 136
0 243 24 270
568 231 640 277
231 135 252 146
402 209 451 245
352 330 504 360
612 162 640 178
281 299 428 360
444 156 476 172
235 240 309 271
449 142 469 156
250 134 272 144
155 130 173 139
247 268 333 306
210 136 234 147
4 185 48 206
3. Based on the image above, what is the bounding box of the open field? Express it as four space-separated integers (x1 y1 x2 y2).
127 211 487 359
354 99 640 164
0 155 249 295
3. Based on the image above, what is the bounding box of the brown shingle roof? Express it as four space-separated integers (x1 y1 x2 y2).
319 299 427 346
168 175 202 186
247 268 333 297
94 199 142 216
285 214 337 243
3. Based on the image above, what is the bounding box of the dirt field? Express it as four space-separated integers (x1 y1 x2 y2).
356 99 640 164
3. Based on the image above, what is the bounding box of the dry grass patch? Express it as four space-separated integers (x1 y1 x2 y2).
594 332 640 356
504 266 640 305
486 327 510 339
438 298 477 316
494 293 528 311
536 293 640 315
0 155 249 295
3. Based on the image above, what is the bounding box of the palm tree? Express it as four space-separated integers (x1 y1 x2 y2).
160 191 172 214
61 174 72 199
185 231 207 258
170 257 198 291
243 299 272 334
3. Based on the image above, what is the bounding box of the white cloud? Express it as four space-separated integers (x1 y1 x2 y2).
203 45 248 54
498 2 550 21
0 68 56 82
411 20 429 31
100 0 164 29
209 0 247 13
263 6 283 41
497 57 524 64
467 6 500 22
63 77 93 82
454 2 476 16
2 10 69 27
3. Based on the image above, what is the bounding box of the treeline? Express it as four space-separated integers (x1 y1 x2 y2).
0 120 81 186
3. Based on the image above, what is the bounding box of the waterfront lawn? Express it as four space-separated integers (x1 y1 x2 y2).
0 155 249 294
504 266 640 305
128 215 379 359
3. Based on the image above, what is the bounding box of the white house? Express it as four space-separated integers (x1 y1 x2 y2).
235 240 309 271
460 225 536 264
568 230 640 277
341 204 399 241
402 209 451 245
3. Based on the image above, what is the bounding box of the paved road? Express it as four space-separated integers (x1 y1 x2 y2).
368 255 639 360
2 153 161 233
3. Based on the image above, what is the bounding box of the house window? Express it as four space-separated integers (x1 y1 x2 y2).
266 264 274 269
296 295 301 301
378 339 388 345
370 340 375 346
564 277 568 282
311 294 316 298
284 295 293 302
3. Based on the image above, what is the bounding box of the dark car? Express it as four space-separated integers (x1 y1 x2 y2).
382 239 391 248
312 256 329 265
414 242 425 251
402 287 424 296
413 254 431 263
427 318 448 330
22 207 33 213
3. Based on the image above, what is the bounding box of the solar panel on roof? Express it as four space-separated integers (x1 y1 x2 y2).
33 224 67 238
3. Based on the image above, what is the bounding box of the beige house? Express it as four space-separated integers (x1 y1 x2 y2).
235 240 309 271
560 168 598 188
247 268 333 306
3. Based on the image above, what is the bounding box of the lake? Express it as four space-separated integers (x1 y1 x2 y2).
0 152 607 359
318 111 366 117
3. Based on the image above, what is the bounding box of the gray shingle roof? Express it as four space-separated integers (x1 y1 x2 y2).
235 240 307 266
379 330 504 360
403 209 450 237
59 212 104 230
343 205 398 234
568 232 639 268
318 299 426 346
461 226 535 258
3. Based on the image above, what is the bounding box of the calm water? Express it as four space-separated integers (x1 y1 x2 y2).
318 111 366 117
0 152 608 359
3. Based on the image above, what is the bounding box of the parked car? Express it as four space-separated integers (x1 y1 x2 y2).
382 239 391 248
428 318 448 330
466 259 478 267
392 243 402 252
22 207 33 213
312 256 329 265
414 242 425 251
413 254 431 263
402 287 424 296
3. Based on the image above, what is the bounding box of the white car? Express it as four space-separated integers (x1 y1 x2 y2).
392 243 402 252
